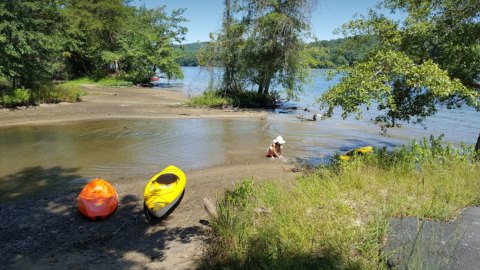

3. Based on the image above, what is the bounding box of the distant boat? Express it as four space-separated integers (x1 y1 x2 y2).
78 178 119 220
144 165 186 220
151 73 167 83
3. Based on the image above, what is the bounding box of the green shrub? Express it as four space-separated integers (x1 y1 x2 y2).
33 83 86 104
231 90 280 108
187 88 281 108
187 90 232 107
0 87 31 107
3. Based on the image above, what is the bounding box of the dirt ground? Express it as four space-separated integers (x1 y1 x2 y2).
0 85 298 269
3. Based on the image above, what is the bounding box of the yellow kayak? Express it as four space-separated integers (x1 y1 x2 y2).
144 165 186 219
339 146 374 161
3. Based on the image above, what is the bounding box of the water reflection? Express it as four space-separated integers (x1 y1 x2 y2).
0 119 277 192
168 67 479 146
2 114 477 201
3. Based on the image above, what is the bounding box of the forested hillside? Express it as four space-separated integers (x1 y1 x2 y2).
175 37 377 68
309 36 378 67
175 42 209 66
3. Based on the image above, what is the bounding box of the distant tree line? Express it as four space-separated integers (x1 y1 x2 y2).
0 0 186 95
175 42 209 66
176 37 378 68
309 36 378 68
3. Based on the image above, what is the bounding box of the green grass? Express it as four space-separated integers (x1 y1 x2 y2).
1 76 131 107
186 89 280 108
202 136 480 269
0 83 86 107
65 77 133 87
63 77 96 86
97 78 133 87
33 83 86 104
186 91 232 108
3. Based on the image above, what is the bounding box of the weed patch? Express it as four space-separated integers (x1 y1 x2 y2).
187 91 232 108
203 136 480 269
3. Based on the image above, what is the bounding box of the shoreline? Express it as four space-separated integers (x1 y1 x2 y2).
0 85 296 269
0 84 268 128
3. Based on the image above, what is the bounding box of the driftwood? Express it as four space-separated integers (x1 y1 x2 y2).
296 113 320 122
203 197 218 219
254 207 272 214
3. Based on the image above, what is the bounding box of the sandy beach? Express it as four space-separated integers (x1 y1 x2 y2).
0 85 298 269
0 84 268 128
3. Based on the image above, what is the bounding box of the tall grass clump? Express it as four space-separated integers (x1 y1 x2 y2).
64 77 133 87
97 77 133 87
187 89 280 108
62 77 96 86
0 83 86 107
202 135 480 269
187 90 232 108
33 83 86 104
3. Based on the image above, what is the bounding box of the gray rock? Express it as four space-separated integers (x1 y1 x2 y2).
383 207 480 270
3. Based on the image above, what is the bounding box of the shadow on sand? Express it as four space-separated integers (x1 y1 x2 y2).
0 169 203 269
0 166 82 202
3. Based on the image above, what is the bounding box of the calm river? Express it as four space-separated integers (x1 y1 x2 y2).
0 67 478 201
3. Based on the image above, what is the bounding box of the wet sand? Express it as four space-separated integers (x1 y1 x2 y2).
0 85 297 269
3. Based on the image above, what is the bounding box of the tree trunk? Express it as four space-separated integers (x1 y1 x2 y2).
264 78 271 97
209 66 215 91
222 0 237 96
257 69 273 98
475 133 480 161
114 60 119 75
224 0 230 25
257 84 264 96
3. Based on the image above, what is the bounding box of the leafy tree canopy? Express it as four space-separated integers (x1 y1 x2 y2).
61 0 133 77
118 6 187 82
0 0 187 92
319 0 480 128
62 0 186 82
201 0 319 104
0 0 65 90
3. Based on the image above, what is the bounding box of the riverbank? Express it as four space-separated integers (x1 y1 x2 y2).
0 85 292 269
0 84 268 128
1 162 297 269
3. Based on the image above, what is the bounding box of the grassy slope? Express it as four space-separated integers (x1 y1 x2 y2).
202 137 480 269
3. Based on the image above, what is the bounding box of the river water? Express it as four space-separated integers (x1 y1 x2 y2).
0 67 478 201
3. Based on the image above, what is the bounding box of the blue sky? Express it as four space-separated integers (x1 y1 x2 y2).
131 0 395 43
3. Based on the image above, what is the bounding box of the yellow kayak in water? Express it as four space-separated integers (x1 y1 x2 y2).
339 146 374 161
144 165 186 219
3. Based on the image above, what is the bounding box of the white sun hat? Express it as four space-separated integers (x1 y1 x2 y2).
273 136 285 144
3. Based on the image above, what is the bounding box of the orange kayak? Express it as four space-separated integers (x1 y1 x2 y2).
78 178 119 220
